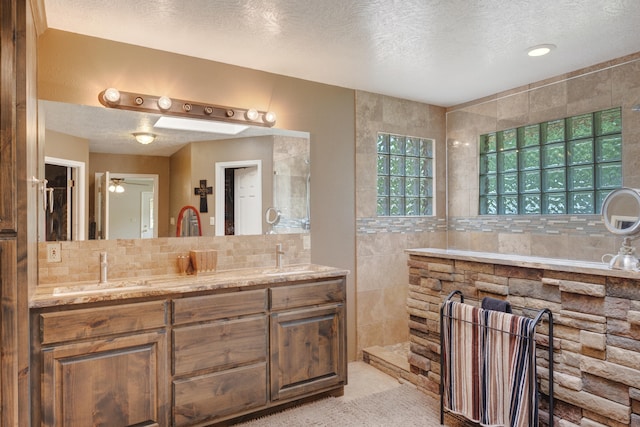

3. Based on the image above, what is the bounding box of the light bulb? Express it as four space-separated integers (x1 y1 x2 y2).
157 96 172 110
263 111 277 124
103 88 121 104
108 184 116 192
245 108 259 121
115 185 125 193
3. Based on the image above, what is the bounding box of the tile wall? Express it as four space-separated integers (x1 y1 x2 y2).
38 234 310 285
447 52 640 262
354 91 446 356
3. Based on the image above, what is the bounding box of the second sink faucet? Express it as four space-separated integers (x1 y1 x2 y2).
275 243 285 268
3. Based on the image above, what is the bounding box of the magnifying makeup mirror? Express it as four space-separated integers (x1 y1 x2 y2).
265 207 281 234
601 187 640 270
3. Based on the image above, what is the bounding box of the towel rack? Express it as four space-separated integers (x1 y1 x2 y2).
439 290 554 427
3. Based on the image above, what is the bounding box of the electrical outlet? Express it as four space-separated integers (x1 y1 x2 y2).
47 243 62 263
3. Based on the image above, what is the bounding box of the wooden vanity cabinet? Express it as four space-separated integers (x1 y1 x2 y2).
269 278 347 401
34 300 169 427
171 289 268 427
32 273 347 426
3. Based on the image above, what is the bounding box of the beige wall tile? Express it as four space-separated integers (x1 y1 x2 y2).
498 232 531 256
355 91 446 357
446 54 640 263
38 234 311 285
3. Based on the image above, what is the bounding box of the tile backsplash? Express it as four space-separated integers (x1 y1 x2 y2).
38 234 311 285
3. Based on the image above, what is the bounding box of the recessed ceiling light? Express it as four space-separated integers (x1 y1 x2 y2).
154 116 249 135
527 44 556 57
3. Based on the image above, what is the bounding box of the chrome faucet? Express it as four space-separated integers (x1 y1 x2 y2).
275 243 284 269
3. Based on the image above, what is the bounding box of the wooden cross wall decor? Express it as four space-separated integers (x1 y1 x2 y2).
194 179 213 213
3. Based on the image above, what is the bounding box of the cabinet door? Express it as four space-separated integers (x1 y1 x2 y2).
41 331 168 427
270 304 346 401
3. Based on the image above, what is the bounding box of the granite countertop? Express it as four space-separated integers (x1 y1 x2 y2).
31 264 349 309
406 248 640 279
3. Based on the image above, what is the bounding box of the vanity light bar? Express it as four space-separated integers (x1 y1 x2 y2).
98 88 277 127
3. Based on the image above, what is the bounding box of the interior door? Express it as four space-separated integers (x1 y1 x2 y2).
234 167 261 235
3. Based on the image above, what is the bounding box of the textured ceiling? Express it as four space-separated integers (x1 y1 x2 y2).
41 1 640 156
43 0 640 107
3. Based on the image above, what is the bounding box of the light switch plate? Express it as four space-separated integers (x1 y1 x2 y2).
47 243 62 263
209 217 215 226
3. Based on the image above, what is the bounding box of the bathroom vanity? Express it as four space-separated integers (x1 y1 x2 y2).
30 265 348 427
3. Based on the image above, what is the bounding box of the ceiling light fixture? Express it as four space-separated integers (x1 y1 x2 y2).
527 44 556 57
133 132 156 144
98 88 277 128
108 181 125 193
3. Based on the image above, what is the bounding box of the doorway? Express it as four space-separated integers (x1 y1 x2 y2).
95 172 159 240
215 160 262 236
43 157 85 241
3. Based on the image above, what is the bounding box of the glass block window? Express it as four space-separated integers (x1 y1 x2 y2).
377 133 434 216
479 107 622 215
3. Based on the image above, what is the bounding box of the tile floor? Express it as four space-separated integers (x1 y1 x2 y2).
341 361 406 402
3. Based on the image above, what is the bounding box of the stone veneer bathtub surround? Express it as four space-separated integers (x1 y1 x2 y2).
407 249 640 426
38 234 310 285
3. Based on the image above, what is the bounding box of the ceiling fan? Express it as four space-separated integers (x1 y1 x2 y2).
108 177 148 193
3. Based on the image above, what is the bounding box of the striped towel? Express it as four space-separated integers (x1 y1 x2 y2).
442 301 538 427
442 301 482 422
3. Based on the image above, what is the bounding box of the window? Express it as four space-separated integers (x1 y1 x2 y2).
377 133 434 216
479 107 622 215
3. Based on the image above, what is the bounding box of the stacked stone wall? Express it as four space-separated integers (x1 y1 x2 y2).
408 254 640 427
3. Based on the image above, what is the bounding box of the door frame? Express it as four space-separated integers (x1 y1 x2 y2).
43 156 86 241
214 160 262 236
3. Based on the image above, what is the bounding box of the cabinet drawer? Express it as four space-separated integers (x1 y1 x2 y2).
270 278 345 311
172 289 267 325
173 315 267 375
39 300 167 345
173 363 267 427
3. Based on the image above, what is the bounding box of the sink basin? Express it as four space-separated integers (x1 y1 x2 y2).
52 280 149 295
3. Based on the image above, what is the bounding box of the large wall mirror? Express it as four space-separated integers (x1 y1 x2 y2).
40 100 310 241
